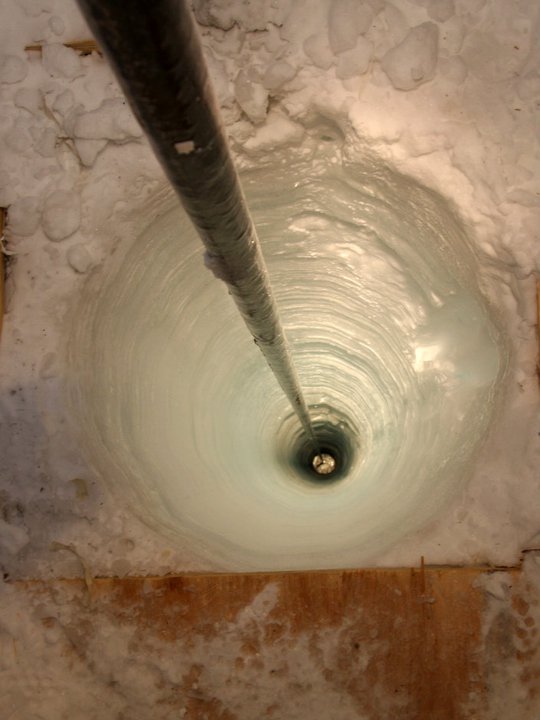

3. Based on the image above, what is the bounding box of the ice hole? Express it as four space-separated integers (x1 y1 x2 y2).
68 148 506 571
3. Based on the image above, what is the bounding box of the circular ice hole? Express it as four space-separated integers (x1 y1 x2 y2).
69 145 506 571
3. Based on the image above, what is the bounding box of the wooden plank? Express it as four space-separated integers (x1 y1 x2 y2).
15 565 524 719
0 208 4 341
537 279 540 384
25 39 100 55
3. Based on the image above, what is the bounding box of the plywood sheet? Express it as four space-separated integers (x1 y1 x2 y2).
0 208 4 341
15 564 532 719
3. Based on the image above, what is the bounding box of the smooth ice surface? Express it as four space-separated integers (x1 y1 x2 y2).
69 150 505 571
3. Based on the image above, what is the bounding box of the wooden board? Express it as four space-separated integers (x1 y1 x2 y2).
25 39 100 54
15 564 534 719
0 208 4 341
537 279 540 383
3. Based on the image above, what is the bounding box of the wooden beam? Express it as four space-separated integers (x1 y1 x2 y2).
15 565 526 719
537 278 540 384
0 208 4 341
25 39 100 55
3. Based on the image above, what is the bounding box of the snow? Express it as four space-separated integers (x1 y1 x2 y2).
335 36 373 79
71 97 143 143
41 42 83 78
381 21 439 90
262 60 297 91
66 243 93 273
6 195 41 236
234 69 269 124
14 86 41 112
328 0 361 54
0 54 28 84
303 33 335 70
42 189 81 241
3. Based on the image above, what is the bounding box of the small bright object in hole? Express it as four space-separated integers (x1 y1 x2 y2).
312 452 336 475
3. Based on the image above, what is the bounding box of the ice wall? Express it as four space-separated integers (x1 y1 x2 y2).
69 144 505 570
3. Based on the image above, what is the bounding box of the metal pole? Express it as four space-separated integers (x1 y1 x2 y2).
76 0 318 450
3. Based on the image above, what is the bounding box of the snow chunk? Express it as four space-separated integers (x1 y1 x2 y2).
48 15 65 36
16 0 53 16
427 0 455 22
72 98 142 142
358 0 379 32
193 0 275 31
336 37 373 79
438 16 465 55
205 50 233 107
517 74 540 103
4 123 31 153
0 55 28 84
473 571 512 601
67 244 93 273
234 70 268 124
368 4 410 60
52 89 74 116
304 33 335 70
32 127 57 157
263 61 296 92
39 352 57 379
328 0 360 54
14 87 41 114
0 519 29 555
439 55 467 84
0 172 17 206
42 189 81 241
74 138 108 167
381 22 439 91
243 112 304 154
42 43 83 79
7 197 41 236
193 0 238 29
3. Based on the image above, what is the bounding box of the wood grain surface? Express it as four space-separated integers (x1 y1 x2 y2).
15 564 532 719
0 208 4 341
25 39 100 54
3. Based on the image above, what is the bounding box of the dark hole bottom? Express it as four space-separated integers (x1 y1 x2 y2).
293 421 354 485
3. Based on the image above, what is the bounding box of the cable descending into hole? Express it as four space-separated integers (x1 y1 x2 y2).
76 0 320 452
